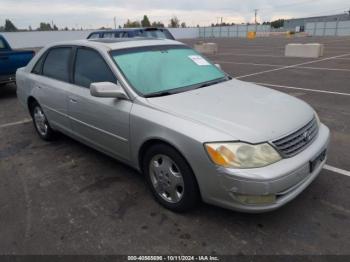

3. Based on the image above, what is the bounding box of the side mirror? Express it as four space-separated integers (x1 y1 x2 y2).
215 64 221 69
90 82 128 99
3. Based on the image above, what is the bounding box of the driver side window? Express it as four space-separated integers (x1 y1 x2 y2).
73 48 117 88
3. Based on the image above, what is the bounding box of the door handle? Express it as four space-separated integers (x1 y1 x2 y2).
70 98 78 103
0 56 9 60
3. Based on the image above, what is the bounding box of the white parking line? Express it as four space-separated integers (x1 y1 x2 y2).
0 118 32 128
333 57 350 60
254 82 350 96
324 165 350 177
214 53 287 58
215 61 280 67
297 66 350 72
236 53 350 79
214 60 350 72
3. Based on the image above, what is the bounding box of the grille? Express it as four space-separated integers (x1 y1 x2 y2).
272 117 318 158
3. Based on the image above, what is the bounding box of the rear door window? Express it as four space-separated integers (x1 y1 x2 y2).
42 47 72 82
0 38 5 49
73 48 116 88
102 32 115 38
88 33 100 39
32 54 46 75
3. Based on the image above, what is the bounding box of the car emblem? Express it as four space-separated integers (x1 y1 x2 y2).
303 131 311 142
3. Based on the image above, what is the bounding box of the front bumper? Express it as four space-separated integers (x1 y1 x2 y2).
198 123 330 213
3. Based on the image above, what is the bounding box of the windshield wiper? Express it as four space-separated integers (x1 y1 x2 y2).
144 91 174 98
144 76 231 98
194 77 229 90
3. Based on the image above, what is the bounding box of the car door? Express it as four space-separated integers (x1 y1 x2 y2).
68 47 132 161
31 47 72 132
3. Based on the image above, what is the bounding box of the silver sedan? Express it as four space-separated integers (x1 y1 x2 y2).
16 39 330 212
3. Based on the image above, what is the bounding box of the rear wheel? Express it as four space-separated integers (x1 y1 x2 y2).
143 144 200 212
30 102 56 141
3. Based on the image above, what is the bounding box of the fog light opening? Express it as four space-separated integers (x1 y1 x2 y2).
234 194 276 205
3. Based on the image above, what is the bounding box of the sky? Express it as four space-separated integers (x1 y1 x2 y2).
0 0 349 29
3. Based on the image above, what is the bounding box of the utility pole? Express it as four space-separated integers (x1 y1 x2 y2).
254 9 258 25
254 9 258 32
113 17 116 29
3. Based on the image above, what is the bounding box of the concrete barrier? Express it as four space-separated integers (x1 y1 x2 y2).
285 43 324 58
194 42 218 54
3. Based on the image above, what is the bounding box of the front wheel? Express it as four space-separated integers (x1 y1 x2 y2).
143 144 200 212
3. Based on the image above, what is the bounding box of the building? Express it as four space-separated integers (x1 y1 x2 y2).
284 12 350 31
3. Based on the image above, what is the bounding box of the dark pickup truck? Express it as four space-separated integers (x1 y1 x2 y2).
0 34 34 85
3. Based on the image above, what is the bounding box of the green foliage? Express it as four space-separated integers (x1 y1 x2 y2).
169 16 180 28
4 19 18 32
37 22 59 31
124 19 141 28
271 19 284 28
151 21 164 28
141 15 151 27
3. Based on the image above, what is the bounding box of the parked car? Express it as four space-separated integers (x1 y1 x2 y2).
87 27 175 40
0 34 34 85
16 39 330 213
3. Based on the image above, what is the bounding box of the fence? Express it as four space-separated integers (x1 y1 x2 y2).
199 25 271 38
1 28 200 49
305 20 350 36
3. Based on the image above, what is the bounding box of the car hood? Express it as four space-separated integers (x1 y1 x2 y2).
146 79 314 143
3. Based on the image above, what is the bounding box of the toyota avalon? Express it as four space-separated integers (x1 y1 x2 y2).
16 39 330 212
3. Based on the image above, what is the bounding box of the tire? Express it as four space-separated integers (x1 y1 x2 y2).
143 143 200 212
30 101 56 141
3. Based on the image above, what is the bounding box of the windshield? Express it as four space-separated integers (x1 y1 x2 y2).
111 46 226 96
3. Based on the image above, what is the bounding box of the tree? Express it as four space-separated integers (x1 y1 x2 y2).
141 15 151 27
4 19 18 32
53 25 58 31
169 16 180 28
124 19 141 28
271 19 284 28
181 22 187 28
151 21 164 28
38 22 52 31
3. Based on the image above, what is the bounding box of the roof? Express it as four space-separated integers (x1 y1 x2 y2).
43 38 185 51
90 27 168 33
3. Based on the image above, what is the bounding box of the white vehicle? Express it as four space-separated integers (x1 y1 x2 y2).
16 39 330 212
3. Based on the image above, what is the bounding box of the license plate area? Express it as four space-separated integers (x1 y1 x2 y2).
309 149 327 173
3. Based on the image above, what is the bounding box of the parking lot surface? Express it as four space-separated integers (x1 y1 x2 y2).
1 36 350 255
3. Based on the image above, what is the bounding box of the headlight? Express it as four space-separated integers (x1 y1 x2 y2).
205 142 281 169
314 112 321 127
